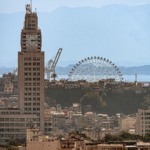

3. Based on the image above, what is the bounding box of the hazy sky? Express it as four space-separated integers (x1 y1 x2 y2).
0 0 150 67
1 0 150 13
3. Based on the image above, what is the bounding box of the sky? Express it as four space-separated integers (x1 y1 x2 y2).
1 0 150 13
0 0 150 67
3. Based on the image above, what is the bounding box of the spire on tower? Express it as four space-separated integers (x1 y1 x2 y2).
135 73 138 86
26 4 32 14
30 0 32 13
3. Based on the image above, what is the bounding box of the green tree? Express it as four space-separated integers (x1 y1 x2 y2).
103 132 143 142
103 134 123 142
119 131 134 140
80 92 106 113
143 133 150 142
140 94 150 109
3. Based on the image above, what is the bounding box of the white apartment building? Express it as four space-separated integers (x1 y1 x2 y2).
136 109 150 136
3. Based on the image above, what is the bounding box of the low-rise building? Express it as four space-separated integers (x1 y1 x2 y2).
0 109 38 145
4 82 13 94
119 114 136 134
60 134 85 149
26 128 60 150
98 144 124 150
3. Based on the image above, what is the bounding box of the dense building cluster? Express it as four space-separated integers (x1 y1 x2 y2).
26 128 150 150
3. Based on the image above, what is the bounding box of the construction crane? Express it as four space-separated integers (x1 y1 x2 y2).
45 48 62 81
12 68 18 75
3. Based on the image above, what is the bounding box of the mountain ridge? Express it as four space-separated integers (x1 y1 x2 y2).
0 65 150 76
0 4 150 67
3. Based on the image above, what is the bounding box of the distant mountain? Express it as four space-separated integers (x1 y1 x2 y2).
0 4 150 67
1 65 150 76
56 65 150 75
0 67 15 76
119 65 150 75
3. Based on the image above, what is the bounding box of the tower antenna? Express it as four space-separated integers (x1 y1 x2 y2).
30 0 32 12
135 73 137 86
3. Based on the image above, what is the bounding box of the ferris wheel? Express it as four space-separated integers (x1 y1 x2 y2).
68 56 123 82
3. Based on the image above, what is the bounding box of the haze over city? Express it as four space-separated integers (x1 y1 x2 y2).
0 0 150 67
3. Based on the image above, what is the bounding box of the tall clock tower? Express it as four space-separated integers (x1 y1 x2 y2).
18 4 44 131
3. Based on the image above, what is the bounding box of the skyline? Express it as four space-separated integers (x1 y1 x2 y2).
0 1 150 67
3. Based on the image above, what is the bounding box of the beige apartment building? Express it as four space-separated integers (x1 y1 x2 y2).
0 109 38 145
118 115 136 134
136 109 150 136
4 82 13 94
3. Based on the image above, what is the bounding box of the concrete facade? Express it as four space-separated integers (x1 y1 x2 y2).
18 4 44 131
0 4 45 145
0 109 38 145
136 109 150 136
119 115 136 134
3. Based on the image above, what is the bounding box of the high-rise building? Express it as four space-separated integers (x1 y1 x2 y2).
18 4 44 131
0 4 45 145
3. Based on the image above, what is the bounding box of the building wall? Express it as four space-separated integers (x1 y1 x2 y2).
119 115 136 133
26 141 60 150
0 112 38 145
18 4 44 131
135 109 150 136
98 144 124 150
4 82 13 94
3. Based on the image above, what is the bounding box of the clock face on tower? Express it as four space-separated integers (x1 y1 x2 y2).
26 35 38 47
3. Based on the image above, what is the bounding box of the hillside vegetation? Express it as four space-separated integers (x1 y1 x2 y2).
45 87 150 115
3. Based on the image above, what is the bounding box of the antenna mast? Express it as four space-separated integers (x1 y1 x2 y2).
135 73 137 86
30 0 32 12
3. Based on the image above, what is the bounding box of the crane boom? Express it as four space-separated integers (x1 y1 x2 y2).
51 48 62 72
45 48 62 81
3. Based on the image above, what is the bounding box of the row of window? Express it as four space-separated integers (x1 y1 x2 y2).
0 118 34 121
28 24 36 27
24 97 40 101
22 35 40 38
0 134 25 138
24 103 40 106
24 72 40 76
24 87 40 91
24 82 40 86
144 125 150 128
22 43 41 47
26 27 36 30
24 57 40 61
142 117 150 120
145 130 150 132
24 77 40 81
141 112 150 115
24 67 40 71
0 118 23 121
24 62 40 66
142 121 150 124
0 123 32 127
24 108 40 111
24 92 40 96
22 39 40 43
0 111 20 115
